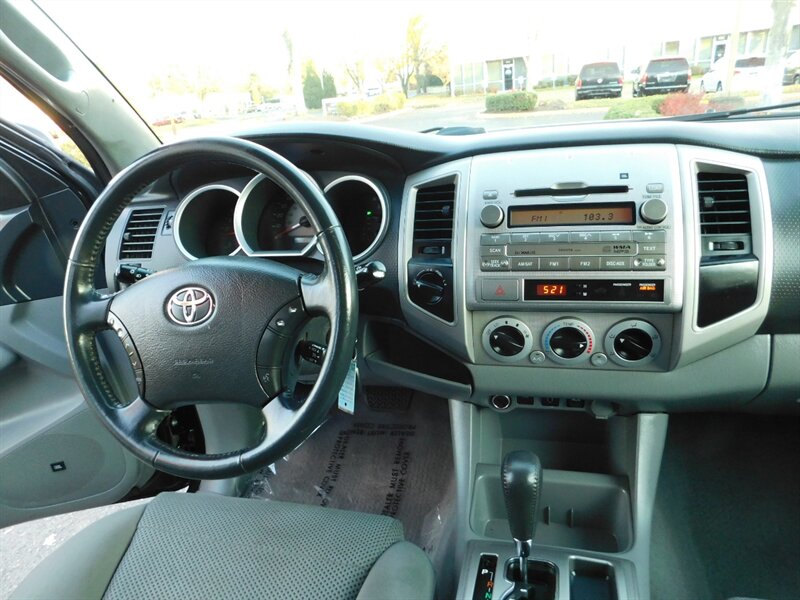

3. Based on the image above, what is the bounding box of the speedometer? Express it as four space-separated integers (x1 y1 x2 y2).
234 174 317 256
258 193 316 252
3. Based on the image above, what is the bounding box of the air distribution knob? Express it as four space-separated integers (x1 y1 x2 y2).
613 328 654 361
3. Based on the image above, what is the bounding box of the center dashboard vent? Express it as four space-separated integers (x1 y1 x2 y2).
412 182 455 257
119 207 164 260
697 172 751 235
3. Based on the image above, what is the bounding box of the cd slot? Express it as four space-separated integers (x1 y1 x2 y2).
515 185 630 197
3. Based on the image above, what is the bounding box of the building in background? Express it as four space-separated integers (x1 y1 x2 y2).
449 1 800 95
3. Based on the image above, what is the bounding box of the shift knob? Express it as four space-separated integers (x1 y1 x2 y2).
501 450 542 546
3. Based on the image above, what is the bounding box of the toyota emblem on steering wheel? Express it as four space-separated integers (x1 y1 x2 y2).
167 287 215 326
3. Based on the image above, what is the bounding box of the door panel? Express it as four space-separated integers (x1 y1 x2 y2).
0 124 153 527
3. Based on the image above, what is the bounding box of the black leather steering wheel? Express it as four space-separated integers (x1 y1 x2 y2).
64 137 357 479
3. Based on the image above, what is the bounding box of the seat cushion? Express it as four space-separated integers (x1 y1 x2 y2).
12 492 434 600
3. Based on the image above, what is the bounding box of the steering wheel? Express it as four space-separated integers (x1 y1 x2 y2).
64 137 357 480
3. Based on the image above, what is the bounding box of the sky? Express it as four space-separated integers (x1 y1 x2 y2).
36 1 785 88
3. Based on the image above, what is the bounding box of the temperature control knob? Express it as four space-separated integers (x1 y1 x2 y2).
482 318 533 363
542 318 595 364
605 320 661 366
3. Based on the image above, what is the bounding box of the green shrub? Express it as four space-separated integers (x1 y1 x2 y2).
334 93 405 118
649 95 668 114
485 91 538 113
604 98 658 120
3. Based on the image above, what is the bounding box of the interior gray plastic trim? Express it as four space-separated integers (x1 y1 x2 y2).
398 159 474 362
674 146 773 368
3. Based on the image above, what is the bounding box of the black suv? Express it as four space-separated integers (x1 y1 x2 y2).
633 57 690 96
575 62 623 100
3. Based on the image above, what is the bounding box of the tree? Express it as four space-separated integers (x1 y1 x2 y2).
302 61 324 109
344 61 365 93
322 70 337 99
390 16 447 97
195 69 220 103
245 73 276 105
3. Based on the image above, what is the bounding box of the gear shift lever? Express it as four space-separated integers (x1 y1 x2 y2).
501 450 542 585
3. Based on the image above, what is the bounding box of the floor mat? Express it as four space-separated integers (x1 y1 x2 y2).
244 391 454 552
651 413 800 600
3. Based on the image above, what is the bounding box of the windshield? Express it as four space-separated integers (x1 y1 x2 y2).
36 0 800 139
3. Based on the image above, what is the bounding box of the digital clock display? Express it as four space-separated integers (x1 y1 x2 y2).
536 284 568 296
509 202 636 227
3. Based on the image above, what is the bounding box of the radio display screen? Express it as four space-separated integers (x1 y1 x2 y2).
508 202 636 227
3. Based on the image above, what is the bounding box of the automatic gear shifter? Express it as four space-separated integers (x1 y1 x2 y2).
501 450 542 585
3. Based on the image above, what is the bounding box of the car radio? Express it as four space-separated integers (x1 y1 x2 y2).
465 145 684 312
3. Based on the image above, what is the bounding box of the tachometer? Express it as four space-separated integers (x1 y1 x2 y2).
174 184 241 260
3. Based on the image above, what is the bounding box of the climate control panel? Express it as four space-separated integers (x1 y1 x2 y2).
480 314 670 370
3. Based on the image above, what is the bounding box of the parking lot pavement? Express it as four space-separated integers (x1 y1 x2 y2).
364 100 609 132
0 498 151 599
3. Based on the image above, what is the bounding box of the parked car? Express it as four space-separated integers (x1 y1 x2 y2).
575 62 623 100
701 55 767 93
633 57 691 96
783 50 800 85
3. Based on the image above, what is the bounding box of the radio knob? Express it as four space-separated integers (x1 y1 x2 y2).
640 198 668 224
480 204 504 228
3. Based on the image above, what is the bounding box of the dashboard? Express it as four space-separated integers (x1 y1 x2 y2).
105 117 800 415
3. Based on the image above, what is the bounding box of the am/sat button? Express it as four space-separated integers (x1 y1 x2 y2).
480 278 519 301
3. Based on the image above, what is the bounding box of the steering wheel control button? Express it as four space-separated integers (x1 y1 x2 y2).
605 319 662 367
256 366 283 398
640 198 668 224
166 286 215 326
490 395 511 410
480 278 519 301
529 350 546 364
267 298 306 335
590 352 609 367
542 318 595 364
480 204 504 228
482 317 533 362
256 328 289 368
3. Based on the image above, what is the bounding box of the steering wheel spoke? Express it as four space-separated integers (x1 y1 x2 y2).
109 396 166 442
300 269 338 319
73 292 115 333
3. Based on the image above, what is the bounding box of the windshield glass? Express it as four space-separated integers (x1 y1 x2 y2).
38 0 800 139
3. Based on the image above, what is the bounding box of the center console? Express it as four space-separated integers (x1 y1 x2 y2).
395 144 772 599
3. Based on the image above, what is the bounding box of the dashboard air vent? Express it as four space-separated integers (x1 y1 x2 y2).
697 172 751 235
413 182 455 257
119 207 164 260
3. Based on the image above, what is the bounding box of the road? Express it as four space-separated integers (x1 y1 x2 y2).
363 100 609 132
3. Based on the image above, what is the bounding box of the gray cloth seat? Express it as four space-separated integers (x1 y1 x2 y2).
11 492 435 600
